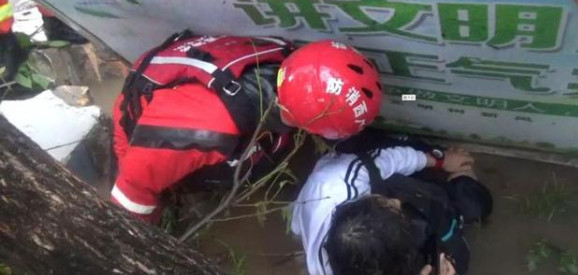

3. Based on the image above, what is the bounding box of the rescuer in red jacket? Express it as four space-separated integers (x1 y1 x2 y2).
111 32 384 222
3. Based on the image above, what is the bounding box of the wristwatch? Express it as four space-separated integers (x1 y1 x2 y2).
430 148 445 170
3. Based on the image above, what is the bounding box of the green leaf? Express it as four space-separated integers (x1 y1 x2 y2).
0 67 6 77
526 240 552 272
281 207 293 234
217 240 246 275
15 72 33 89
30 73 54 90
559 251 578 274
527 259 537 272
233 254 246 275
311 134 332 155
13 32 32 49
46 40 70 48
526 252 540 272
160 207 176 234
17 63 32 75
535 241 552 259
74 6 122 18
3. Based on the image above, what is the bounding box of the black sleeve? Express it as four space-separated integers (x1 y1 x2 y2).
441 231 470 275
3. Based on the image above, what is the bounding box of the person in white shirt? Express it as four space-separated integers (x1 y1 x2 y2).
291 130 492 275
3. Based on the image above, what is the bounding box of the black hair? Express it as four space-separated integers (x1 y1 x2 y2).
324 196 425 275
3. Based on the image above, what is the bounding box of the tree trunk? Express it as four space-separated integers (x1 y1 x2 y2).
0 115 222 275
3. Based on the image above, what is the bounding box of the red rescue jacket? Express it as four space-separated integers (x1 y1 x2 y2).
112 33 292 222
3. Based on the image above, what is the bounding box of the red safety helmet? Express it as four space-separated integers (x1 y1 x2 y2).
277 40 383 139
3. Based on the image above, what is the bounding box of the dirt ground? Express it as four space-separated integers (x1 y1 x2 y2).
89 68 578 275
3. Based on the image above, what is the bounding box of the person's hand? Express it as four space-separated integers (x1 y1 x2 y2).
419 253 456 275
442 147 474 173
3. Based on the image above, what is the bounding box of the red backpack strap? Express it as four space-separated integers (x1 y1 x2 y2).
119 30 195 137
206 37 291 134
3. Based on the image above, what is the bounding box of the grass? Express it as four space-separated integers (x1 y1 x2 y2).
215 239 247 275
160 207 177 234
527 239 578 274
505 173 578 221
0 264 12 275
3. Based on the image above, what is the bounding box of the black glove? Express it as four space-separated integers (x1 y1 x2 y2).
0 32 26 81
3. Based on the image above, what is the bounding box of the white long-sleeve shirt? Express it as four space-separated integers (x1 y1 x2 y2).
291 147 428 275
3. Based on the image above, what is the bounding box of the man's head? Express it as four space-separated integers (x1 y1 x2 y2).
277 40 383 140
325 195 425 275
